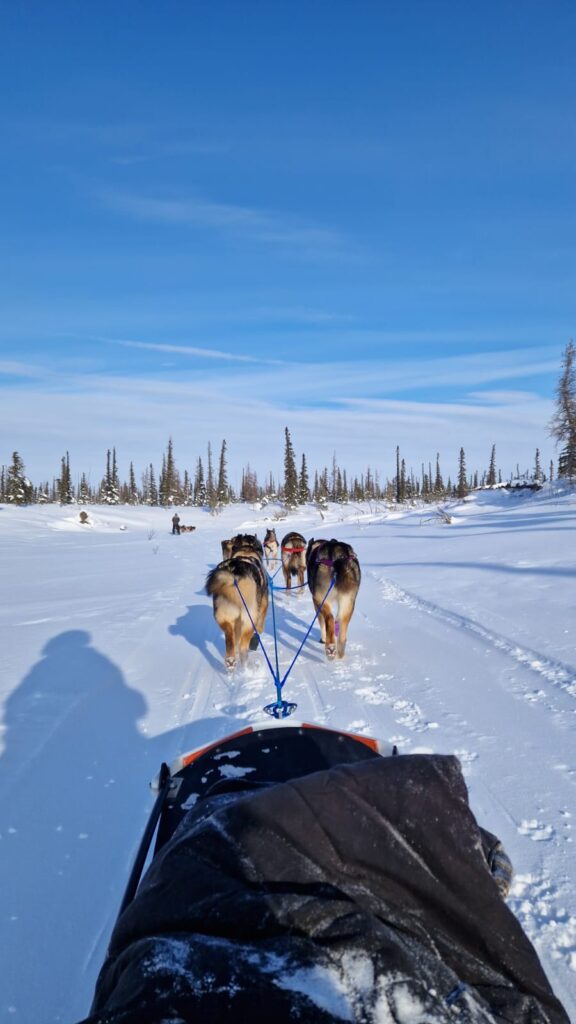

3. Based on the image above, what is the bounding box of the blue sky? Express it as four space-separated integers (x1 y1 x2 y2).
1 1 574 490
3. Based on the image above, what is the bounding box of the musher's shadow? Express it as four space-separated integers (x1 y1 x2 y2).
0 630 149 1023
0 629 247 1024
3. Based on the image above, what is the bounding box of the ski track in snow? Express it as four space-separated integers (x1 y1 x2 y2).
374 574 576 707
364 569 576 1001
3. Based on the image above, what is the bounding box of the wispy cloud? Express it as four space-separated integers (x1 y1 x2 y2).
98 189 353 260
0 372 554 487
102 338 285 365
467 389 543 405
0 361 48 379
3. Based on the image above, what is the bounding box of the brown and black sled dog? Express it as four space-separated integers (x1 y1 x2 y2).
306 538 361 659
206 536 268 670
263 528 279 567
220 533 263 561
280 531 307 590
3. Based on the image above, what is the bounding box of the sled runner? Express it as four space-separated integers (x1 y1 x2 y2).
79 723 569 1024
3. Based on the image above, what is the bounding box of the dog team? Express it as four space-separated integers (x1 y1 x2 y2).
205 528 361 670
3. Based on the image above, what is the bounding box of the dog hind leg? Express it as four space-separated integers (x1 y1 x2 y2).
336 595 355 659
321 602 337 659
220 619 236 670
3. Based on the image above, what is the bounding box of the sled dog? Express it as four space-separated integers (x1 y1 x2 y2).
280 531 307 590
206 539 268 670
221 533 263 561
306 538 361 659
263 528 279 567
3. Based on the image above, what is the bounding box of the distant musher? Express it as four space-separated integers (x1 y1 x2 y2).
171 513 181 535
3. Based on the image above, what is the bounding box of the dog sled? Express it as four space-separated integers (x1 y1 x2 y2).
78 720 568 1024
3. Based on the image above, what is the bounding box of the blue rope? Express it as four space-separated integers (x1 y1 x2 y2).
446 983 467 1006
233 574 336 716
232 580 278 683
272 580 309 591
268 576 281 685
278 577 335 689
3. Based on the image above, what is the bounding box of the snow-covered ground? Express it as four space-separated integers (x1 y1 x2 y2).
1 487 575 1022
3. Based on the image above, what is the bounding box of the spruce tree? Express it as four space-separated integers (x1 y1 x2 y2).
457 448 468 498
487 445 497 487
283 428 299 507
206 443 217 509
549 340 576 480
395 446 401 502
101 449 120 504
434 453 444 496
181 469 193 505
159 438 180 505
194 457 207 506
7 451 32 504
148 464 159 505
216 440 229 505
128 462 138 504
298 453 310 504
78 473 91 504
112 448 120 495
330 452 338 501
58 451 74 504
240 464 259 503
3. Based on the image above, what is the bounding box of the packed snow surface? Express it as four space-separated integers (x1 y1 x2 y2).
1 488 575 1022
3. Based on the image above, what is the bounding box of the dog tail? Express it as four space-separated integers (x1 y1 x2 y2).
205 564 232 596
333 552 361 590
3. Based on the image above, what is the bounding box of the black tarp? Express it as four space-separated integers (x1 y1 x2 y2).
80 754 569 1023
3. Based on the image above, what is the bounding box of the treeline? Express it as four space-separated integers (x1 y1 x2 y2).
3 339 575 508
0 433 553 509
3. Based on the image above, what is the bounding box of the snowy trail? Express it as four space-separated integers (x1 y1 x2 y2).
1 493 576 1021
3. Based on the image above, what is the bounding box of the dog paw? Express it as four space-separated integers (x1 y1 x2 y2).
325 644 337 660
225 656 236 671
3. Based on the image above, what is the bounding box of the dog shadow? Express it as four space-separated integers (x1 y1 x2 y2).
270 594 326 665
169 604 224 674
